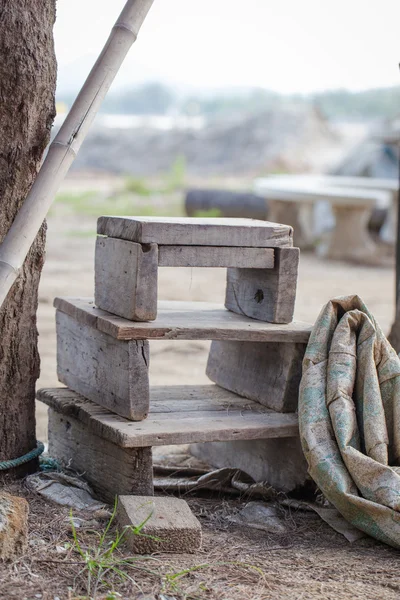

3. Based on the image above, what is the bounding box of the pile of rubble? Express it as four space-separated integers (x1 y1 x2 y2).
64 106 345 176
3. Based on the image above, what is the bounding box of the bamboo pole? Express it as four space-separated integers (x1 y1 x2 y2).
0 0 154 308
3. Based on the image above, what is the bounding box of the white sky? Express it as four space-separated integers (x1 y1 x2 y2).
55 0 400 94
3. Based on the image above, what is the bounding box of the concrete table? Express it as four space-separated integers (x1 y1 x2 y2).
254 178 391 264
261 174 398 244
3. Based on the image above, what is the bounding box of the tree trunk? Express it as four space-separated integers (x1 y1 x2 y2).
0 1 56 475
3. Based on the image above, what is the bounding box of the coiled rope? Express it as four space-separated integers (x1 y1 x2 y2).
0 440 44 470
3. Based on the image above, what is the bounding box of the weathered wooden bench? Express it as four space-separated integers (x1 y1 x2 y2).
40 216 312 502
38 298 312 501
254 176 393 263
37 386 302 503
38 299 311 501
53 297 311 420
95 216 298 324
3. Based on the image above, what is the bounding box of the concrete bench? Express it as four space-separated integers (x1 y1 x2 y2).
254 176 393 264
39 298 313 500
266 175 398 244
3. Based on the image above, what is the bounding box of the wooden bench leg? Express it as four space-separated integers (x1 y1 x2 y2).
225 247 299 323
56 311 150 421
48 409 154 503
191 438 308 493
207 339 306 412
268 199 314 249
325 205 378 263
95 236 158 321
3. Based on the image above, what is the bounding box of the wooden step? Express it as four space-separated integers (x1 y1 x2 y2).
97 216 293 248
54 298 312 342
37 386 299 448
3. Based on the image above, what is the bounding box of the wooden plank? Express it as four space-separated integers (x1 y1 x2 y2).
56 311 150 421
97 216 293 248
48 409 153 503
117 496 201 554
54 297 312 343
225 247 299 323
157 245 275 268
37 387 300 448
206 340 306 412
149 383 269 414
95 237 158 321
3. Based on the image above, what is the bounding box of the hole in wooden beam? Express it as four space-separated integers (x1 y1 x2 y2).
254 289 264 304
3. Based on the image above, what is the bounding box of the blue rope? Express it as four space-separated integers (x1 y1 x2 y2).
39 455 60 472
0 441 45 470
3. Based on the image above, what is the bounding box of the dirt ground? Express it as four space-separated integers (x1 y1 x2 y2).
1 481 400 600
18 176 399 599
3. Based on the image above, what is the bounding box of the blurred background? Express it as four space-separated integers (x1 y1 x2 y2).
36 0 400 438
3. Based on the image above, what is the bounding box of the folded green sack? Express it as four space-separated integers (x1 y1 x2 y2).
299 295 400 548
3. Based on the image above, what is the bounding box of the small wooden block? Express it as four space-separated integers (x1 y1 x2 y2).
37 387 299 448
207 340 306 412
95 237 158 321
117 495 202 554
225 247 299 323
47 409 153 503
158 245 275 268
54 298 313 343
97 216 293 248
56 311 150 420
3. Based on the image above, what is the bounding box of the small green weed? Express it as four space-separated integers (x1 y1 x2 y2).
191 208 223 218
69 499 159 600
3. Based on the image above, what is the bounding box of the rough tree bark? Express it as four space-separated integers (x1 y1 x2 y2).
0 1 56 475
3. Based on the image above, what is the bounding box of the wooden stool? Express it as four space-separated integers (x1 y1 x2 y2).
94 216 298 324
37 386 303 503
53 297 311 421
41 217 311 502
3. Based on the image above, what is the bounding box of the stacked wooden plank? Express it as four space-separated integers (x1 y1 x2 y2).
38 217 311 501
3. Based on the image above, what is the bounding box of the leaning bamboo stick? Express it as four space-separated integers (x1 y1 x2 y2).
0 0 155 308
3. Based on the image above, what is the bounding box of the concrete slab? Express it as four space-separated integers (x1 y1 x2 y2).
117 495 202 554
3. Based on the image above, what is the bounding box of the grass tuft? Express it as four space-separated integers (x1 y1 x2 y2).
69 498 159 600
191 208 223 218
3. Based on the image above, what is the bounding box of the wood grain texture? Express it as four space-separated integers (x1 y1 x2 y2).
97 216 293 247
95 236 158 321
48 409 153 503
206 340 306 412
158 245 274 268
56 311 150 420
54 297 312 343
117 496 201 554
37 387 299 448
225 247 299 323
